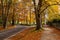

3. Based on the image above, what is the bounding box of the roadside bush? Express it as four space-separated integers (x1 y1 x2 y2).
47 19 60 26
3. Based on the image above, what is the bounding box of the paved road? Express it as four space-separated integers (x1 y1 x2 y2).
0 25 28 40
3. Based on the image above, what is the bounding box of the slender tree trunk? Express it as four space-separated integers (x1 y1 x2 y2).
11 13 15 25
1 0 4 27
11 13 15 26
1 0 6 28
3 16 7 28
11 7 15 26
29 7 31 25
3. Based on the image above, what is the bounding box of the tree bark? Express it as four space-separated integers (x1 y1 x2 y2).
11 6 15 26
33 0 42 30
12 18 15 25
1 0 12 28
1 0 6 28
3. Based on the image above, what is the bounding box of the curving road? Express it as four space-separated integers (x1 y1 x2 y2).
0 25 29 40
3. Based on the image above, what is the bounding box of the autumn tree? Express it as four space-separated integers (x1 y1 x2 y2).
33 0 42 30
1 0 12 28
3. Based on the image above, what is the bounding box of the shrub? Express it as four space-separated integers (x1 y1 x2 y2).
47 19 60 26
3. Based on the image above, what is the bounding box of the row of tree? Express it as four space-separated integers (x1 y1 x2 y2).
0 0 60 30
0 0 18 28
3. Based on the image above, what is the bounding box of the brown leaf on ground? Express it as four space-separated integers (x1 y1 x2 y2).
0 25 16 31
6 27 35 40
6 27 60 40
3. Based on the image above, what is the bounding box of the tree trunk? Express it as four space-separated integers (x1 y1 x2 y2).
35 8 41 30
1 0 6 28
12 18 15 25
1 0 12 28
11 7 15 26
11 14 15 25
3 17 7 28
33 0 42 30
